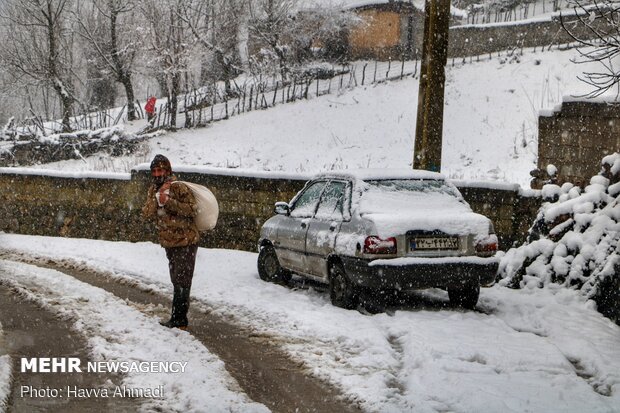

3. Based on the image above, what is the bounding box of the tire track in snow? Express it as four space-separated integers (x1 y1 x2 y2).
478 294 617 401
566 357 613 397
385 334 407 402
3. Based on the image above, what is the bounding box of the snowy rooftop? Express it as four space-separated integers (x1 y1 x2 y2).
299 0 426 12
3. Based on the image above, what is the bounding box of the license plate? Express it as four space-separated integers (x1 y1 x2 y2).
411 237 459 250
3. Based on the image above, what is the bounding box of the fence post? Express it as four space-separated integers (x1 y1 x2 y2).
401 57 405 79
373 61 378 83
386 59 391 80
241 86 246 112
362 63 367 85
249 85 254 111
273 82 278 106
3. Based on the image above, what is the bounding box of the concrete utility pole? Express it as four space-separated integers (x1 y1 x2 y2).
413 0 451 172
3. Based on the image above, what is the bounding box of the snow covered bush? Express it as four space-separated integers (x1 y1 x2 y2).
499 153 620 323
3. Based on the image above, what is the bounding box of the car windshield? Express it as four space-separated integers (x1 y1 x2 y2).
359 179 466 215
364 179 460 197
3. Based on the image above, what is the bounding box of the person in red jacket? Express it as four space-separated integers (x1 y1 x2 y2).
145 96 157 123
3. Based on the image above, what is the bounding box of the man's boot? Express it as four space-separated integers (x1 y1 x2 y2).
160 285 186 329
175 287 191 329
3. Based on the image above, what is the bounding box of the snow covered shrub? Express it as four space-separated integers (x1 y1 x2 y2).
499 153 620 322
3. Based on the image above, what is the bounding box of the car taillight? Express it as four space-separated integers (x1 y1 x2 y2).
363 236 397 254
475 234 498 253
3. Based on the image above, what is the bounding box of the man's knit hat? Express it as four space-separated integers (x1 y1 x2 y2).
150 154 172 171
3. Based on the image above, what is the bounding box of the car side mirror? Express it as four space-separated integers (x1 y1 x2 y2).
274 202 290 215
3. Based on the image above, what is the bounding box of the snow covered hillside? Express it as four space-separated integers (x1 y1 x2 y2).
1 234 619 412
29 47 602 189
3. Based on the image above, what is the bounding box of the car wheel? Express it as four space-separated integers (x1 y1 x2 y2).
448 284 480 309
257 245 291 284
329 262 357 309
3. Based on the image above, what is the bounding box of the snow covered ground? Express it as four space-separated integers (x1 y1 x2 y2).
1 233 619 412
28 47 601 188
0 258 267 413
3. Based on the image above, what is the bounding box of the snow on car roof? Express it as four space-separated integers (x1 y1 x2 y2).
315 168 445 181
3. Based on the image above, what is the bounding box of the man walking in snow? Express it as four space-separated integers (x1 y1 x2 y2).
142 154 200 329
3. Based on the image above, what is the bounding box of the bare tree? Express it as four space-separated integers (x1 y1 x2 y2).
248 0 297 79
294 5 360 62
0 0 77 132
561 0 620 97
74 0 141 120
248 0 358 78
177 0 244 97
140 0 195 128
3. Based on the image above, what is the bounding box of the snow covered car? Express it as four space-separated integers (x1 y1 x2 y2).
257 169 499 309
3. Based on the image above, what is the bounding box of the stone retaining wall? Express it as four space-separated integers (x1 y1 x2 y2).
0 169 541 252
537 101 620 187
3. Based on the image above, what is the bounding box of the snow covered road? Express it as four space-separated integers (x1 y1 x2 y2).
1 233 619 412
0 259 268 413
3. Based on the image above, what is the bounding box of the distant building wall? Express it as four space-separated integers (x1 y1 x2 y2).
347 3 423 60
536 101 620 188
448 14 606 58
0 169 540 252
350 10 401 51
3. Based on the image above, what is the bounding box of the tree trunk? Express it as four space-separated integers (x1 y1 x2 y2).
120 73 136 121
53 80 74 132
170 72 180 128
215 50 233 97
46 0 73 133
110 8 136 121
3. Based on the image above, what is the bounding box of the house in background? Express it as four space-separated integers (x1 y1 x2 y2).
344 1 425 60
